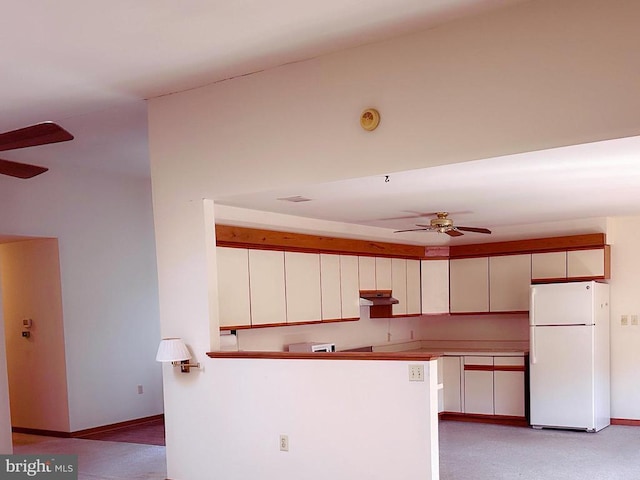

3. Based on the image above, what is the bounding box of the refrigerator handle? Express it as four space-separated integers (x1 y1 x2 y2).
530 288 536 364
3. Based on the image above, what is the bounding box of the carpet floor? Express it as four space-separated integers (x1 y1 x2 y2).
12 433 166 480
439 420 640 480
77 417 165 446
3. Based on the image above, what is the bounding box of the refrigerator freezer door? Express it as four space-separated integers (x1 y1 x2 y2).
530 325 595 430
530 282 595 326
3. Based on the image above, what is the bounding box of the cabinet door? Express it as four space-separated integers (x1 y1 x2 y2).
391 258 407 315
340 255 360 319
249 250 286 325
216 247 251 328
443 356 463 413
375 257 392 290
489 254 531 312
493 357 525 417
358 256 376 290
463 356 493 415
531 251 567 280
421 259 449 314
567 248 605 278
285 252 322 323
320 254 342 320
406 259 422 315
450 257 489 313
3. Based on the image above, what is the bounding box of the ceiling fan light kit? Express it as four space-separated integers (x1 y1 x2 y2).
0 122 74 179
394 212 491 236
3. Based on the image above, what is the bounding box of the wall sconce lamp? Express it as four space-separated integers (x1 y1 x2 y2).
156 338 200 373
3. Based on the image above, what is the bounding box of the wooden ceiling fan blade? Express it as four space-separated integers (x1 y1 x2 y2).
0 158 49 179
457 226 492 234
446 229 464 237
0 122 74 152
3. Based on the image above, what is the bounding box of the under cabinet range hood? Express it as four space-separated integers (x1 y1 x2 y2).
359 290 399 318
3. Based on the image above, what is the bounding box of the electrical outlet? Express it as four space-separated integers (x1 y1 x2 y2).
279 434 289 452
410 330 414 340
621 315 628 326
632 315 638 326
408 364 424 382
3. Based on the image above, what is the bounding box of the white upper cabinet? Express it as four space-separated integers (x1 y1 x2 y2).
567 248 607 278
285 252 322 323
216 247 251 328
450 257 489 313
489 254 531 312
375 257 393 290
358 256 376 290
320 254 342 320
531 251 567 280
406 259 422 315
340 255 361 319
248 249 287 326
421 259 449 314
391 258 408 315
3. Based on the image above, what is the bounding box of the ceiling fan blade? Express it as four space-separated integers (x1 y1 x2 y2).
446 229 464 237
0 158 49 179
0 122 74 152
457 226 492 234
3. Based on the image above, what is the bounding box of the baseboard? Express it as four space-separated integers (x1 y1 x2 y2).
611 418 640 426
12 414 164 438
72 414 164 438
439 412 529 427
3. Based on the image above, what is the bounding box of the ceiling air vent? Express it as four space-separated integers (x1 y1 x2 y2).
277 195 312 203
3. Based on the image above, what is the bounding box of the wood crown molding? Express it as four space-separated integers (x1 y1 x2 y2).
449 233 607 258
215 224 426 259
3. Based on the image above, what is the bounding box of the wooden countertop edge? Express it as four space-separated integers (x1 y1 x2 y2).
206 351 441 361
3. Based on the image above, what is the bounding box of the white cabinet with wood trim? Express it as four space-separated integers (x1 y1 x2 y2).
285 252 322 323
406 259 422 315
248 249 287 326
567 247 608 278
463 356 494 415
216 247 251 328
450 257 489 313
320 254 342 320
442 356 463 413
358 256 376 290
493 357 526 417
489 254 531 312
340 255 360 319
375 257 392 290
531 251 567 280
421 259 449 314
391 258 408 315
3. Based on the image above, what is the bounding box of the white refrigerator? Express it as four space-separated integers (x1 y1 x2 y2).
529 281 610 432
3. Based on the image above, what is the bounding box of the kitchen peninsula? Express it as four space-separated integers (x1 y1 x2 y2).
206 349 441 479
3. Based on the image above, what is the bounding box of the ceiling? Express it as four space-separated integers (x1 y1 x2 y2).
2 0 639 244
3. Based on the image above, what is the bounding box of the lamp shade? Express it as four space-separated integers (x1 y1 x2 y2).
156 338 192 362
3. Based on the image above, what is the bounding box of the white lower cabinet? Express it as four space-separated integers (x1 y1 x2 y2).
493 357 526 417
442 356 463 413
441 355 526 418
463 357 494 415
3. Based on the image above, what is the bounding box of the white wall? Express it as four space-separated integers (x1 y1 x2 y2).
0 273 13 453
202 357 438 480
0 164 162 432
0 239 70 432
148 0 640 477
605 216 640 420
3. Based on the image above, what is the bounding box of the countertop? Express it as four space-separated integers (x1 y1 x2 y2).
370 340 528 357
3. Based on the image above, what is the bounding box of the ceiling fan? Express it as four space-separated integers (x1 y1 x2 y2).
0 122 74 179
394 212 491 237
